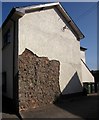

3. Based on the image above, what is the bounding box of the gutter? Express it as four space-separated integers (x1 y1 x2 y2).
2 2 84 40
14 2 84 40
16 2 59 11
1 8 25 28
2 8 15 28
57 4 85 40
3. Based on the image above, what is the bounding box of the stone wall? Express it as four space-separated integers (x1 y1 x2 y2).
18 48 60 111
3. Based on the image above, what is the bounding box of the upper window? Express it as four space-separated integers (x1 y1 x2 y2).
3 29 11 48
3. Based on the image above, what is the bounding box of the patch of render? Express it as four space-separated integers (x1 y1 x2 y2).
18 48 61 111
18 7 82 94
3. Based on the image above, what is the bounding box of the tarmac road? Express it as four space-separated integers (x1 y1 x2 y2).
20 93 98 119
2 93 98 119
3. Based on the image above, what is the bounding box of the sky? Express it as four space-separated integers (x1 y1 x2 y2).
1 1 98 70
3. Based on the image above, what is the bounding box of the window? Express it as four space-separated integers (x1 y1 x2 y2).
2 72 7 93
3 29 11 47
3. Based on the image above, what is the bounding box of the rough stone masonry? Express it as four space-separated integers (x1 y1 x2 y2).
18 48 61 111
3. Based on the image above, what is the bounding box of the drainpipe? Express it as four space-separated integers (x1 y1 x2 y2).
10 18 18 112
10 9 25 113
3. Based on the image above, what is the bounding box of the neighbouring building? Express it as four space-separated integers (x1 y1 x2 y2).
1 2 94 111
80 47 94 83
91 70 99 92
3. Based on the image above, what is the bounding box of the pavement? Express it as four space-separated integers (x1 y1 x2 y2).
2 113 19 119
2 93 98 119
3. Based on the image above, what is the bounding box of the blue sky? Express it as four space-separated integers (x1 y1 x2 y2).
1 2 97 70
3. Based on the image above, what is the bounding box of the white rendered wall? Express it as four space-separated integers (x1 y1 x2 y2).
80 50 94 83
18 8 83 94
80 50 86 63
81 60 94 83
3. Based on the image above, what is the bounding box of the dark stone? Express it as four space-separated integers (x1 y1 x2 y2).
18 48 61 111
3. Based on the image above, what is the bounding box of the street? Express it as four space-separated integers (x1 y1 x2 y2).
2 93 98 119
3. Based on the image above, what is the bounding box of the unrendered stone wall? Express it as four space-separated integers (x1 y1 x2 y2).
18 48 60 111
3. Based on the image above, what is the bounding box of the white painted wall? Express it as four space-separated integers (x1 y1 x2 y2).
18 8 83 94
80 49 94 83
81 60 94 82
2 20 14 99
80 50 86 63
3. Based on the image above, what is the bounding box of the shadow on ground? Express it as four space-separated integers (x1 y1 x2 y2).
2 94 98 119
2 95 22 119
54 93 98 119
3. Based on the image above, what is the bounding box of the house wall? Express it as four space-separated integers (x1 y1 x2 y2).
80 50 94 83
81 60 94 82
0 29 2 98
2 20 14 99
18 49 61 111
80 50 86 63
18 8 83 94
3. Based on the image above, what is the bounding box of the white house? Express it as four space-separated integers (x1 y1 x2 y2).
1 2 94 107
80 47 94 83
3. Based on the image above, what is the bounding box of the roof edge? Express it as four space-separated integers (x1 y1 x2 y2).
17 2 59 11
57 3 84 40
1 7 25 28
80 46 87 51
1 2 84 40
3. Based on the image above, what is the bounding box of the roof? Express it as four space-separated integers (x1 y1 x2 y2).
2 2 84 40
80 47 87 51
1 8 25 28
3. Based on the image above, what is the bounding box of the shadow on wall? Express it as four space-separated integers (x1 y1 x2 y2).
62 72 83 95
54 72 98 119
